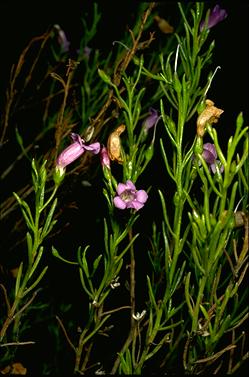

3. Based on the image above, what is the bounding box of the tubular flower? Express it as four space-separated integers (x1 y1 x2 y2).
113 180 148 211
200 5 227 31
202 143 224 174
56 133 100 174
54 24 70 52
143 108 160 132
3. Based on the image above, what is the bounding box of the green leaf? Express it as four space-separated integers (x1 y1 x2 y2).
52 246 78 265
79 268 94 298
23 266 48 297
26 232 33 264
81 245 91 278
147 275 158 313
98 68 112 85
184 272 194 317
31 158 39 190
13 192 34 230
15 127 29 159
15 262 23 297
92 254 102 275
41 198 58 239
28 246 44 280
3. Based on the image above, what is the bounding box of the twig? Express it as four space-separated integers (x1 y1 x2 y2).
194 344 236 364
80 342 93 374
0 341 35 347
111 328 134 374
100 305 131 317
0 31 51 144
56 315 76 352
230 352 249 374
12 291 38 320
0 291 38 341
227 329 235 373
225 313 249 333
111 231 137 374
90 2 156 137
54 59 79 157
0 284 11 313
183 334 192 371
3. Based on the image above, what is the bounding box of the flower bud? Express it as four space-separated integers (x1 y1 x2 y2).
100 146 111 169
98 68 112 85
200 5 227 31
53 165 66 186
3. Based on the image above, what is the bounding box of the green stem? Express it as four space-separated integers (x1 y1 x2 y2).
191 275 207 332
129 228 136 331
169 117 185 283
39 185 58 213
110 227 137 374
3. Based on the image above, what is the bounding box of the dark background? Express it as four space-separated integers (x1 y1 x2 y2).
0 1 248 126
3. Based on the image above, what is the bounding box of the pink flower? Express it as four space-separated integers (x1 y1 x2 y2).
113 180 148 211
202 143 224 174
56 133 100 171
200 5 227 31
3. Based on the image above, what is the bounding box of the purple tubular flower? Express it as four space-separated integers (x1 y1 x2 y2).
54 24 70 52
82 142 101 154
56 133 100 170
200 5 228 31
113 180 148 211
143 108 160 132
202 143 224 174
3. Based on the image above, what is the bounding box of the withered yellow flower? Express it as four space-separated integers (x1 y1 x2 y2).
197 99 224 137
107 124 126 163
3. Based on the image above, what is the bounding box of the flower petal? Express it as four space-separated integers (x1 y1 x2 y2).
143 108 159 131
127 201 145 211
57 143 84 168
210 163 217 174
114 196 127 209
211 160 224 174
200 5 227 31
116 183 128 195
202 149 216 165
83 142 101 154
136 190 148 204
203 143 217 159
126 180 136 191
70 133 83 145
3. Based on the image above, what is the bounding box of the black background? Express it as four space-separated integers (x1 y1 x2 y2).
0 1 248 129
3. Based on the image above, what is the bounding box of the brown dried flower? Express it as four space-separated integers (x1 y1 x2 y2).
197 99 224 137
154 16 174 34
0 362 27 375
107 124 126 163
